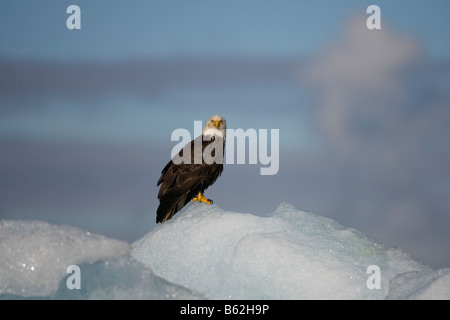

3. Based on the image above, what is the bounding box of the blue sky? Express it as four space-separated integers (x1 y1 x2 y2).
1 1 450 268
1 0 449 145
1 0 449 60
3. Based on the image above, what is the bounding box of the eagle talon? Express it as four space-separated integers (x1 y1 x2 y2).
193 192 212 205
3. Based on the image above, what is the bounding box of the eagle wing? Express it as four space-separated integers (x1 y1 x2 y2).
156 136 224 223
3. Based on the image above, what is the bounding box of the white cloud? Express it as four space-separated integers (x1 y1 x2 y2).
302 14 425 154
300 14 450 268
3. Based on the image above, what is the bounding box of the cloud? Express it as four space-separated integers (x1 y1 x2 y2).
302 15 426 154
300 14 450 268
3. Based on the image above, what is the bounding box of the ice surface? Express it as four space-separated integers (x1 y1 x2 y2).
0 220 129 297
1 204 449 299
386 268 450 300
131 203 431 299
53 257 204 300
0 220 202 299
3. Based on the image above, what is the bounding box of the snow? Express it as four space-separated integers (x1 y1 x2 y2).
1 203 449 299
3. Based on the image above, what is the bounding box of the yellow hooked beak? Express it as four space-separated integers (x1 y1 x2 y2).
213 120 220 128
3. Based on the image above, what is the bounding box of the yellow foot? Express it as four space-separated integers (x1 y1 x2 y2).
193 192 213 204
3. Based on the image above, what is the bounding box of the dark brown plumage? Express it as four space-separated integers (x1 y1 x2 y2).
156 115 226 223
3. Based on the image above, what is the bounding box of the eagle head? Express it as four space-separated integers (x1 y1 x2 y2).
203 115 226 140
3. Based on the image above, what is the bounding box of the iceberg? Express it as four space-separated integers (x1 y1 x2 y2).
1 203 448 299
0 220 202 299
386 269 450 300
131 203 430 299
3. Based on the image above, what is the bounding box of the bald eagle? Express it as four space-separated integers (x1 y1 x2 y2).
156 115 226 223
